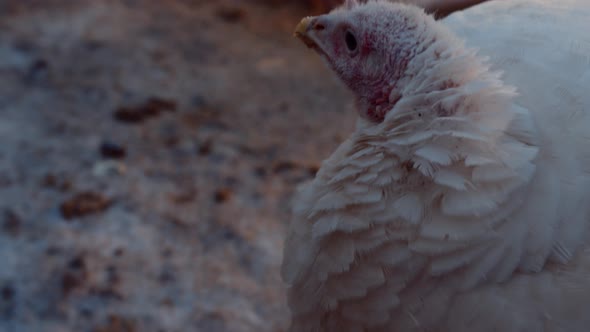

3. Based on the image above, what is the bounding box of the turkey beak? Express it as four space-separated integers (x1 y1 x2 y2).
294 16 328 53
294 16 316 47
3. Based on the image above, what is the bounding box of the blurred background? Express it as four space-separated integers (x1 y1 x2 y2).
0 0 490 331
0 0 357 331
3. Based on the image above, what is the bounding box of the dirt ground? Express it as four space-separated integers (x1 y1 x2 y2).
0 1 357 331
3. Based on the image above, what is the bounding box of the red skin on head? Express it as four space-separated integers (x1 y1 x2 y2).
329 21 409 123
305 4 424 123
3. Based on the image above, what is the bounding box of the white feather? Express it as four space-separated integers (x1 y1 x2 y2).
414 145 453 165
392 193 424 224
434 169 471 190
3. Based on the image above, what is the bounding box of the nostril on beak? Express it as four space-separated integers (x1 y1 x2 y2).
310 16 329 31
313 22 326 31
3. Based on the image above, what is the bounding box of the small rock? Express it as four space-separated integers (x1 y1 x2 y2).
2 209 21 236
158 268 175 284
213 188 232 203
253 166 267 178
146 97 177 112
40 173 57 187
271 160 298 174
1 285 14 301
62 255 87 296
68 256 86 270
113 97 177 124
113 248 124 257
0 283 15 319
24 58 49 84
198 139 212 156
62 272 82 295
60 191 112 220
216 6 246 23
100 141 127 159
113 106 144 123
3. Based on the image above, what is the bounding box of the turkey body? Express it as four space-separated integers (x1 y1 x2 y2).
282 1 590 331
440 1 590 331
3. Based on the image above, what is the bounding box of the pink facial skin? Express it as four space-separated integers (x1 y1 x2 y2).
298 3 426 123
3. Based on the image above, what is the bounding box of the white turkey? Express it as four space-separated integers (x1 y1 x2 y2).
281 0 590 331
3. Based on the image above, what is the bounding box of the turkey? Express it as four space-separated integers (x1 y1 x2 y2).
281 0 590 331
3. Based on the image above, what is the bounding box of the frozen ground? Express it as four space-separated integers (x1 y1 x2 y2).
0 1 356 331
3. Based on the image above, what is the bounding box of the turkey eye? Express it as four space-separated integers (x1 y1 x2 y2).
345 31 357 52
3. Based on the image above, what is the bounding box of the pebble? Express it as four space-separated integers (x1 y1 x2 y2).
113 97 177 124
2 209 21 236
213 188 232 203
60 192 113 220
100 141 127 159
